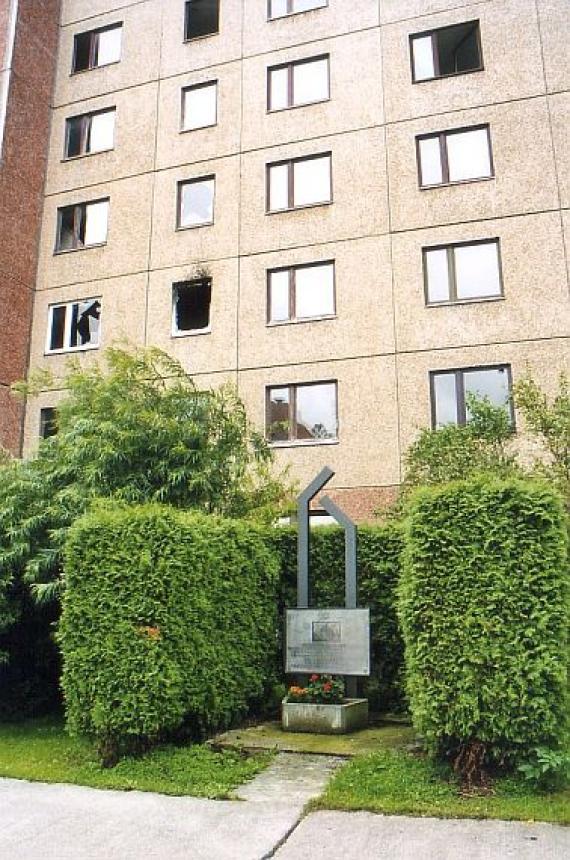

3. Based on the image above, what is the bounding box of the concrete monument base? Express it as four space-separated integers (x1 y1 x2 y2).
282 698 369 734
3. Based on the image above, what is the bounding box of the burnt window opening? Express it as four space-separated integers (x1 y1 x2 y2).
40 408 58 439
173 279 212 334
411 21 482 82
47 299 101 353
185 0 219 41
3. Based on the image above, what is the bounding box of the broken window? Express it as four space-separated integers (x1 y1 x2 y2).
184 0 219 40
430 365 513 428
40 408 58 439
182 81 218 131
72 24 122 73
46 299 101 353
411 21 482 82
65 108 116 158
56 199 109 251
417 125 493 187
266 381 338 443
172 279 212 334
178 177 215 227
267 153 332 212
268 56 330 111
268 261 335 322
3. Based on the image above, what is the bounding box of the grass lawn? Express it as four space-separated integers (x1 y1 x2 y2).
312 746 570 825
0 718 271 799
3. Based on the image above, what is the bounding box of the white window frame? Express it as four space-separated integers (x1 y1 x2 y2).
177 175 216 229
45 298 102 355
181 80 218 132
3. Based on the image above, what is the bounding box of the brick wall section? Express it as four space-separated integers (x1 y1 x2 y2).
0 0 60 454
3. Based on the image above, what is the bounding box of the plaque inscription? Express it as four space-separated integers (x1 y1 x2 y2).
286 609 370 676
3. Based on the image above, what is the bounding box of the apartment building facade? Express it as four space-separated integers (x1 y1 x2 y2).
14 0 570 520
0 0 60 454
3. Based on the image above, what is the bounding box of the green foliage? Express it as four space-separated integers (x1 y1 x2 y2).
287 674 345 704
518 746 570 793
270 524 406 712
398 478 569 769
59 504 281 763
0 347 290 609
513 373 570 509
403 395 518 494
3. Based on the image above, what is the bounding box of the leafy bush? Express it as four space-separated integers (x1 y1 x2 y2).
517 746 570 792
270 523 406 712
399 478 569 779
60 504 280 764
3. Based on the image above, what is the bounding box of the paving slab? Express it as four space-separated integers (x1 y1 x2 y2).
274 810 570 860
0 777 302 860
237 753 343 803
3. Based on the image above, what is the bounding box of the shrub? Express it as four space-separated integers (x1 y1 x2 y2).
399 478 569 780
270 523 406 712
60 504 280 764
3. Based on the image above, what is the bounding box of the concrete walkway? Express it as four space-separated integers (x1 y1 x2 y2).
1 759 569 860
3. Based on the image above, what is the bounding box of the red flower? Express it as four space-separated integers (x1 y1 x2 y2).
323 682 332 692
310 674 319 682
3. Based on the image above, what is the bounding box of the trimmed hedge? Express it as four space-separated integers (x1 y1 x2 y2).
270 523 406 712
399 478 569 764
60 504 280 761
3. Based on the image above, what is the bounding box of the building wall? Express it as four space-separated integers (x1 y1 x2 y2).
0 0 60 454
22 0 570 519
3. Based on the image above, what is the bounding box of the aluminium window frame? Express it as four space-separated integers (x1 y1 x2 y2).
184 0 220 43
266 151 333 213
266 260 336 324
45 297 102 355
180 79 218 132
265 379 339 446
54 197 110 253
71 22 123 74
267 54 330 112
409 19 484 84
267 0 328 21
422 238 504 306
171 277 213 337
176 174 216 230
429 363 514 429
63 107 116 160
416 123 494 188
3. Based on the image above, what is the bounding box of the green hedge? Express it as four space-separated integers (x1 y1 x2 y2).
399 478 569 764
270 523 406 712
60 504 280 761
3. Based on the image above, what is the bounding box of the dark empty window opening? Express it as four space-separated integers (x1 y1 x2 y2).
185 0 219 41
173 279 212 334
40 408 58 439
411 21 482 82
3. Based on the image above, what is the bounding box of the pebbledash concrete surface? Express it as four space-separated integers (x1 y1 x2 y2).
282 698 369 734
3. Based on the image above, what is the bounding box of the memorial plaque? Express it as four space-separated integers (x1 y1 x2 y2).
286 608 370 676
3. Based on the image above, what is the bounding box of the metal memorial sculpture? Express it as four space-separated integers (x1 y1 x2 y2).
282 467 371 733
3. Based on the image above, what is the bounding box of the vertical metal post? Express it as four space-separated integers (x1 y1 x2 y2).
296 466 334 609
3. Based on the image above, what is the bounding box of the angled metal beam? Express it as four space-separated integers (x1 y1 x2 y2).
296 466 334 608
319 494 358 609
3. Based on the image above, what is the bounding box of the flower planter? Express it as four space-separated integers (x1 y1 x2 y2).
282 698 368 734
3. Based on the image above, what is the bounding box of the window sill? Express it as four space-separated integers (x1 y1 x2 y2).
172 327 211 338
267 200 332 215
70 60 121 77
61 148 113 163
53 242 107 255
176 221 214 231
268 438 339 449
183 31 219 44
268 6 327 22
268 96 330 114
420 175 494 191
45 344 100 356
412 65 484 85
426 295 504 308
267 314 337 327
180 122 217 134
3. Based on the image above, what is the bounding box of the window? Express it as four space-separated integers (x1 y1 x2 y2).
185 0 219 40
268 261 335 323
72 24 122 73
268 56 329 111
182 81 217 131
40 408 58 439
417 125 493 187
266 381 338 443
46 299 101 353
65 108 116 158
267 153 332 212
411 20 482 82
268 0 327 20
430 365 513 427
424 239 502 304
178 176 215 228
56 199 109 251
172 279 212 334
